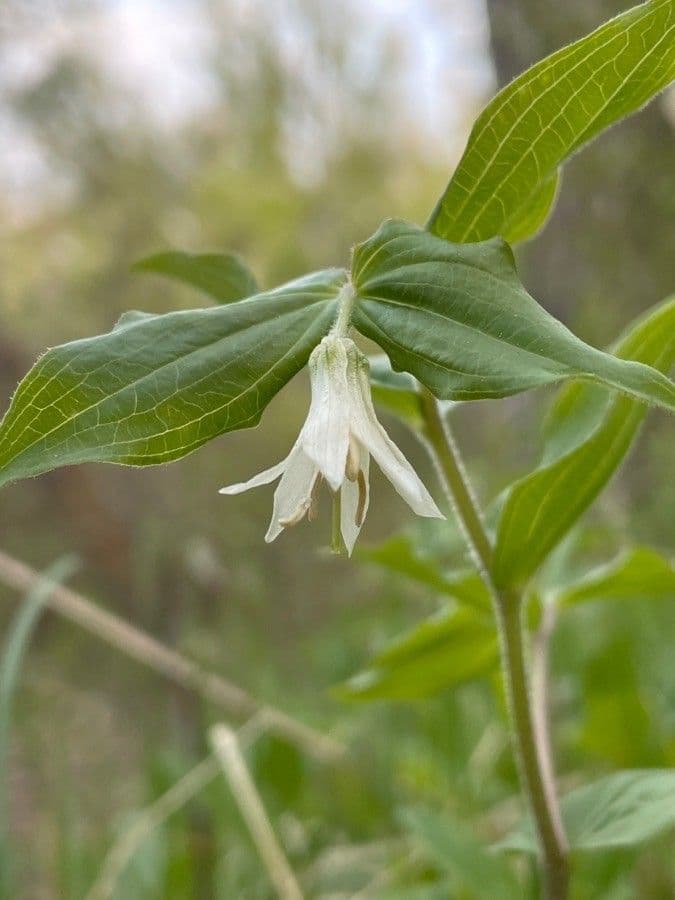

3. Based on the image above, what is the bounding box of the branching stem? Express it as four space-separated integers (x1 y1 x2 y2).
419 388 569 900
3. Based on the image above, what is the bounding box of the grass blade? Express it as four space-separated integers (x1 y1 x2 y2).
0 554 79 899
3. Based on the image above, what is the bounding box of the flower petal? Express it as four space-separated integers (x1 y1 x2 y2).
218 459 286 495
340 449 370 556
299 336 351 491
348 357 443 519
265 445 320 543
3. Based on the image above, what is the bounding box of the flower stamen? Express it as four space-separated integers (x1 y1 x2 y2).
307 474 322 522
345 435 361 482
279 499 311 528
355 469 368 526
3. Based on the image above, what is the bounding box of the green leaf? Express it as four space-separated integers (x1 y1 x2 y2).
401 808 521 900
499 770 675 853
334 605 498 701
113 310 161 330
493 297 675 588
558 547 675 607
368 354 425 430
427 0 675 243
0 269 344 487
578 639 659 768
501 170 560 245
359 533 490 610
351 220 675 409
133 250 259 303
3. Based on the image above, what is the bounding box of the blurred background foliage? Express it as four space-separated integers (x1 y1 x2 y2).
0 1 673 897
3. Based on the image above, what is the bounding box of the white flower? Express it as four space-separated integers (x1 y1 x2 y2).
219 335 443 554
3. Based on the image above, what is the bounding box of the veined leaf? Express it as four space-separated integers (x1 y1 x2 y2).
368 355 425 430
428 0 675 243
0 269 345 487
359 533 490 610
558 547 675 607
499 770 675 854
493 297 675 589
334 605 498 701
133 250 259 303
501 170 560 245
351 220 675 409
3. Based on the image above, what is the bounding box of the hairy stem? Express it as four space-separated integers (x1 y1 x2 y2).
497 599 569 900
419 391 492 576
419 389 569 900
531 602 561 814
330 280 357 338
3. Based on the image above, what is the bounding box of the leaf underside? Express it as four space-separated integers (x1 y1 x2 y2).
0 269 345 488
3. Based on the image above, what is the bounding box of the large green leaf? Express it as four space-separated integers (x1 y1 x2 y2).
0 270 344 487
133 250 259 303
558 547 675 608
351 220 675 409
334 605 498 701
493 297 675 589
427 0 675 243
499 770 675 853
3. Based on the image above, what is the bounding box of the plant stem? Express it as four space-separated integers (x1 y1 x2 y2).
419 391 492 576
531 602 561 815
419 389 569 900
330 280 357 338
210 724 305 900
496 599 569 900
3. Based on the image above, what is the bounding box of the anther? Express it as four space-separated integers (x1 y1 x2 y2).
308 474 322 522
355 470 367 526
345 435 360 481
279 500 311 528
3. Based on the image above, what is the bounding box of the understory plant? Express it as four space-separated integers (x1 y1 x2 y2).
1 2 674 897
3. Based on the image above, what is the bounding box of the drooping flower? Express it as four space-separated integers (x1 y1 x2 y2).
219 334 443 554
